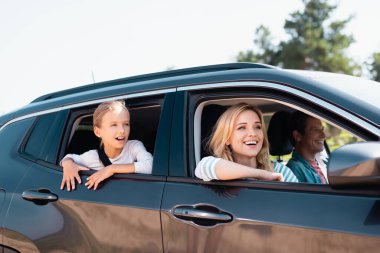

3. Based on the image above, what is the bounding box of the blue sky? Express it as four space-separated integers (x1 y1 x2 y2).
0 0 379 114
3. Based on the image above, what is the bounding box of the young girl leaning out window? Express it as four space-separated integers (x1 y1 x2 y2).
60 100 153 191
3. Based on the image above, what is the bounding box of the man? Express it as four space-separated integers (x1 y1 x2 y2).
286 111 328 184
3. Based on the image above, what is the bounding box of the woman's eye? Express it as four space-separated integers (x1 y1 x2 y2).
237 126 245 130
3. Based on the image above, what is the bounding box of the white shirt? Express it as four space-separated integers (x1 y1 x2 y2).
61 140 153 174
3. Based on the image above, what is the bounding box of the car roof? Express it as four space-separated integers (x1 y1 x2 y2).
1 63 379 129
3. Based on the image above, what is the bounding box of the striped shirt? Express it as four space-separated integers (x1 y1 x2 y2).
195 156 298 182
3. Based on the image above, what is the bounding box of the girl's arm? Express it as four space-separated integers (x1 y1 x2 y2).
86 141 153 190
195 156 284 182
60 158 90 191
85 163 135 190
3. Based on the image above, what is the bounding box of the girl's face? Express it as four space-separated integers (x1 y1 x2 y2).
94 108 130 155
226 110 264 164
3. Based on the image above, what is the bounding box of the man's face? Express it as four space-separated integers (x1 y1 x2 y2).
298 117 326 157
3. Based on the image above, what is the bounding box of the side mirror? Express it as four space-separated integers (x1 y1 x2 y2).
328 142 380 189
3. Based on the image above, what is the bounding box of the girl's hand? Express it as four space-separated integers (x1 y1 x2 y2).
85 166 114 190
61 159 90 191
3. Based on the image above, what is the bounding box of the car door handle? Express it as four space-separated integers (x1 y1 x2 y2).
22 189 58 204
172 205 233 226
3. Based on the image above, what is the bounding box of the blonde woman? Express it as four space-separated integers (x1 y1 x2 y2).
195 103 298 182
60 100 153 191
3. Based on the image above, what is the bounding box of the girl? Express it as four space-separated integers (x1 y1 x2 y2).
195 103 298 182
60 100 153 191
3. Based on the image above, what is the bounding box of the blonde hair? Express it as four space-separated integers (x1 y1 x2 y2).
207 103 272 171
93 100 129 146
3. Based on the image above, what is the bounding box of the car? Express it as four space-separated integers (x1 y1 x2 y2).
0 63 379 252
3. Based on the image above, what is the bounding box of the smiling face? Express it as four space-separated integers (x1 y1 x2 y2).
294 117 326 161
94 107 130 158
226 109 264 167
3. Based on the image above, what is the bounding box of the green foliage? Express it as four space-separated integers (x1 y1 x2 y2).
237 0 361 75
367 52 380 81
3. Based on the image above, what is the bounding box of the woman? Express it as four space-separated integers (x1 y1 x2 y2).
195 103 298 182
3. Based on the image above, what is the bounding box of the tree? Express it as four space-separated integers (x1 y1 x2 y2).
367 52 380 81
237 0 361 75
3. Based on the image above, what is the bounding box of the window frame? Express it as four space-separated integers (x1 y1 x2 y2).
183 82 378 191
58 94 168 177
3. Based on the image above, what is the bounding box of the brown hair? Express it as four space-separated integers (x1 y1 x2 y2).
207 103 272 171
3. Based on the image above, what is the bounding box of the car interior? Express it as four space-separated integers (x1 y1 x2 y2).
194 97 364 181
194 97 301 164
61 97 363 183
64 104 161 157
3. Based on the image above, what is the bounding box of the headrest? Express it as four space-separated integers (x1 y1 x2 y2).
201 104 226 157
267 111 293 156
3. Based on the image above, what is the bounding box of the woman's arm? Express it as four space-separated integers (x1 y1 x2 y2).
215 159 283 181
195 156 284 182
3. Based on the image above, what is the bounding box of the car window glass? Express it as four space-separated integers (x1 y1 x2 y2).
24 110 69 164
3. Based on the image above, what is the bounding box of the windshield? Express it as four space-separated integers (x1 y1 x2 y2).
285 70 380 109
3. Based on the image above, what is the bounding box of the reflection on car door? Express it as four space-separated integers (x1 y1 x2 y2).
161 181 380 253
4 163 165 252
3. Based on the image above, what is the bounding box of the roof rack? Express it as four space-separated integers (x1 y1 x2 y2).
32 62 275 102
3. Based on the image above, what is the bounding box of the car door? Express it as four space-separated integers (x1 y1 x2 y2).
0 117 37 253
2 92 175 252
161 87 380 253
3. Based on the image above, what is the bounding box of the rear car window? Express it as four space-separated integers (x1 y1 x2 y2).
24 110 69 164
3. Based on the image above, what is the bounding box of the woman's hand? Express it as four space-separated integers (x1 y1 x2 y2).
85 166 115 190
61 159 90 191
259 171 284 182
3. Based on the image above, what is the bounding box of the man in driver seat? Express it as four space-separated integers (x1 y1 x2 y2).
287 111 328 184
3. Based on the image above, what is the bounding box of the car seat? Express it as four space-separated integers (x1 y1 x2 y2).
200 104 226 158
267 110 293 162
66 129 100 155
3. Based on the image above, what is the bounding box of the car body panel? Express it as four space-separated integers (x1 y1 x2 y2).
3 167 164 252
161 182 380 252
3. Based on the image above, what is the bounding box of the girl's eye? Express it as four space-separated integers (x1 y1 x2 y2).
256 125 262 130
237 126 245 130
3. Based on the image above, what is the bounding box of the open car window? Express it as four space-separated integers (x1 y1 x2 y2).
60 96 164 174
193 96 366 184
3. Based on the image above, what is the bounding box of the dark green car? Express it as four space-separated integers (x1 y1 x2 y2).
0 63 379 252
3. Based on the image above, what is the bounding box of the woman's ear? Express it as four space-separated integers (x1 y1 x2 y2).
226 138 231 145
94 126 102 138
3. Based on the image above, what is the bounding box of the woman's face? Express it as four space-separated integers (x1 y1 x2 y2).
227 110 264 163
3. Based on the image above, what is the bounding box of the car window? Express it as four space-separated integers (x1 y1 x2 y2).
60 95 164 174
190 88 371 184
23 110 69 164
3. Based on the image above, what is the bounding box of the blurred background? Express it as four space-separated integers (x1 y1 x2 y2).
1 0 379 115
